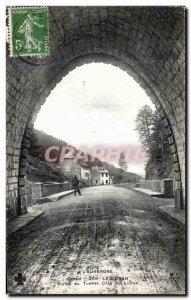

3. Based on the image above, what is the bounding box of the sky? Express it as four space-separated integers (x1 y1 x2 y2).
34 63 155 176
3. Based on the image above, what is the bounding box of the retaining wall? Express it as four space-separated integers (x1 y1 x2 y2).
139 179 174 197
31 182 72 200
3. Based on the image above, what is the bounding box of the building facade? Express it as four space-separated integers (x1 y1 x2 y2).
91 166 112 185
60 157 91 185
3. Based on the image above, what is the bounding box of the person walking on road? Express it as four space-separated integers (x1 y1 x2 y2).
72 175 82 196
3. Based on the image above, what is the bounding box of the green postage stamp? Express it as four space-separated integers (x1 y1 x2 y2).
9 7 49 56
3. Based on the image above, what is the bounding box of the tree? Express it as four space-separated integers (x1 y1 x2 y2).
135 105 173 179
150 113 171 158
118 151 128 172
135 105 154 156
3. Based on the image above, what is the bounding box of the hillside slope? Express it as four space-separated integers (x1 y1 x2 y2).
26 155 69 183
28 129 143 184
102 161 143 184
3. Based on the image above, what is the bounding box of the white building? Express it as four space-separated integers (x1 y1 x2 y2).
91 166 112 185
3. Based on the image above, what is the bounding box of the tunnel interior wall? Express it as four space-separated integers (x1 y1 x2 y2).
6 6 185 217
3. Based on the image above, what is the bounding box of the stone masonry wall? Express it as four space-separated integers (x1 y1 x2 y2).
6 7 185 217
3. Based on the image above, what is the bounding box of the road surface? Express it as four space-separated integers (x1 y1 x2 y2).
7 185 185 295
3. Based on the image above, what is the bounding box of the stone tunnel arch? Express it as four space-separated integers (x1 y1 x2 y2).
6 6 185 217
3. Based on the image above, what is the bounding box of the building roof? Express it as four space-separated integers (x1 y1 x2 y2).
62 157 90 169
96 166 109 173
78 159 90 168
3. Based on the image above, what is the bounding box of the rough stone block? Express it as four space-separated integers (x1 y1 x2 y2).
174 162 180 172
172 153 179 162
170 145 177 154
19 167 26 177
18 178 25 186
175 181 182 190
162 179 174 197
175 172 181 181
175 189 184 209
168 136 174 145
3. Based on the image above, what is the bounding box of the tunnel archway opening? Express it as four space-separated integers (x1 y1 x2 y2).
17 54 184 217
34 61 156 177
6 2 185 220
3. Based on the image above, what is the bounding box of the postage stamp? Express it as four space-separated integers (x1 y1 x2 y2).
8 7 49 57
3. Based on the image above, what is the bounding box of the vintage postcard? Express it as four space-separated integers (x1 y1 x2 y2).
6 6 186 295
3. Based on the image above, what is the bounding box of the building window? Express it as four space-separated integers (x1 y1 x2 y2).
106 173 108 177
102 173 104 177
96 180 98 183
106 180 108 184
